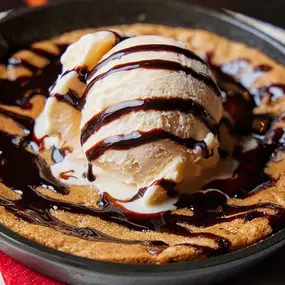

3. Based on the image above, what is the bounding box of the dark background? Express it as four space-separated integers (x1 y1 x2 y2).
0 0 284 284
0 0 285 28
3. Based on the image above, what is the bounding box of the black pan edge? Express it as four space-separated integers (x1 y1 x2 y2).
1 223 285 275
0 0 285 278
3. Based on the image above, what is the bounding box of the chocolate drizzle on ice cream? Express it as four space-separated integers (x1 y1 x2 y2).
85 128 211 161
81 97 219 144
89 43 207 75
85 59 221 103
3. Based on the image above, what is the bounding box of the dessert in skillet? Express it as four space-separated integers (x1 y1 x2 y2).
1 24 285 263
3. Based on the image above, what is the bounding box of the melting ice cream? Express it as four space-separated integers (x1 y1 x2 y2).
34 30 223 214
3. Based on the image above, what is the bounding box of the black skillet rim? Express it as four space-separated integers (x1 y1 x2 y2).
0 0 285 276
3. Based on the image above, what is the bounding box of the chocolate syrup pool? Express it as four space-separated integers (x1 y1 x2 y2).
0 42 285 258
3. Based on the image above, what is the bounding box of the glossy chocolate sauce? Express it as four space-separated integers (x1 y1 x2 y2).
86 162 96 182
0 45 66 109
0 131 67 194
0 130 226 253
59 66 89 84
207 52 284 108
0 107 34 133
51 66 89 110
90 44 207 77
81 97 218 145
125 179 177 203
85 59 221 108
203 144 274 198
53 90 82 110
85 128 210 161
1 41 285 257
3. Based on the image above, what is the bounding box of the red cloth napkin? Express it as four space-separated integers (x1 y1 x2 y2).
0 251 64 285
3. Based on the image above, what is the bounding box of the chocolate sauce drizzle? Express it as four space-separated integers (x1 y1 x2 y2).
90 44 207 78
84 59 221 109
0 44 67 109
51 66 89 110
203 144 274 198
0 131 67 194
85 129 210 161
1 40 285 258
206 53 284 109
0 130 229 253
86 162 96 182
59 66 89 84
124 179 177 203
0 107 34 133
53 90 82 110
81 97 218 145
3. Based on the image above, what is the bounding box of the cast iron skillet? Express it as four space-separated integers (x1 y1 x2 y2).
0 1 285 284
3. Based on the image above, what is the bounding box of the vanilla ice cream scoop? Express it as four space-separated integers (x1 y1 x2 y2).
35 31 223 213
80 35 223 190
34 30 121 151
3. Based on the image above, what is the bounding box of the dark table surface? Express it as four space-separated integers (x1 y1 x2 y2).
0 0 284 285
